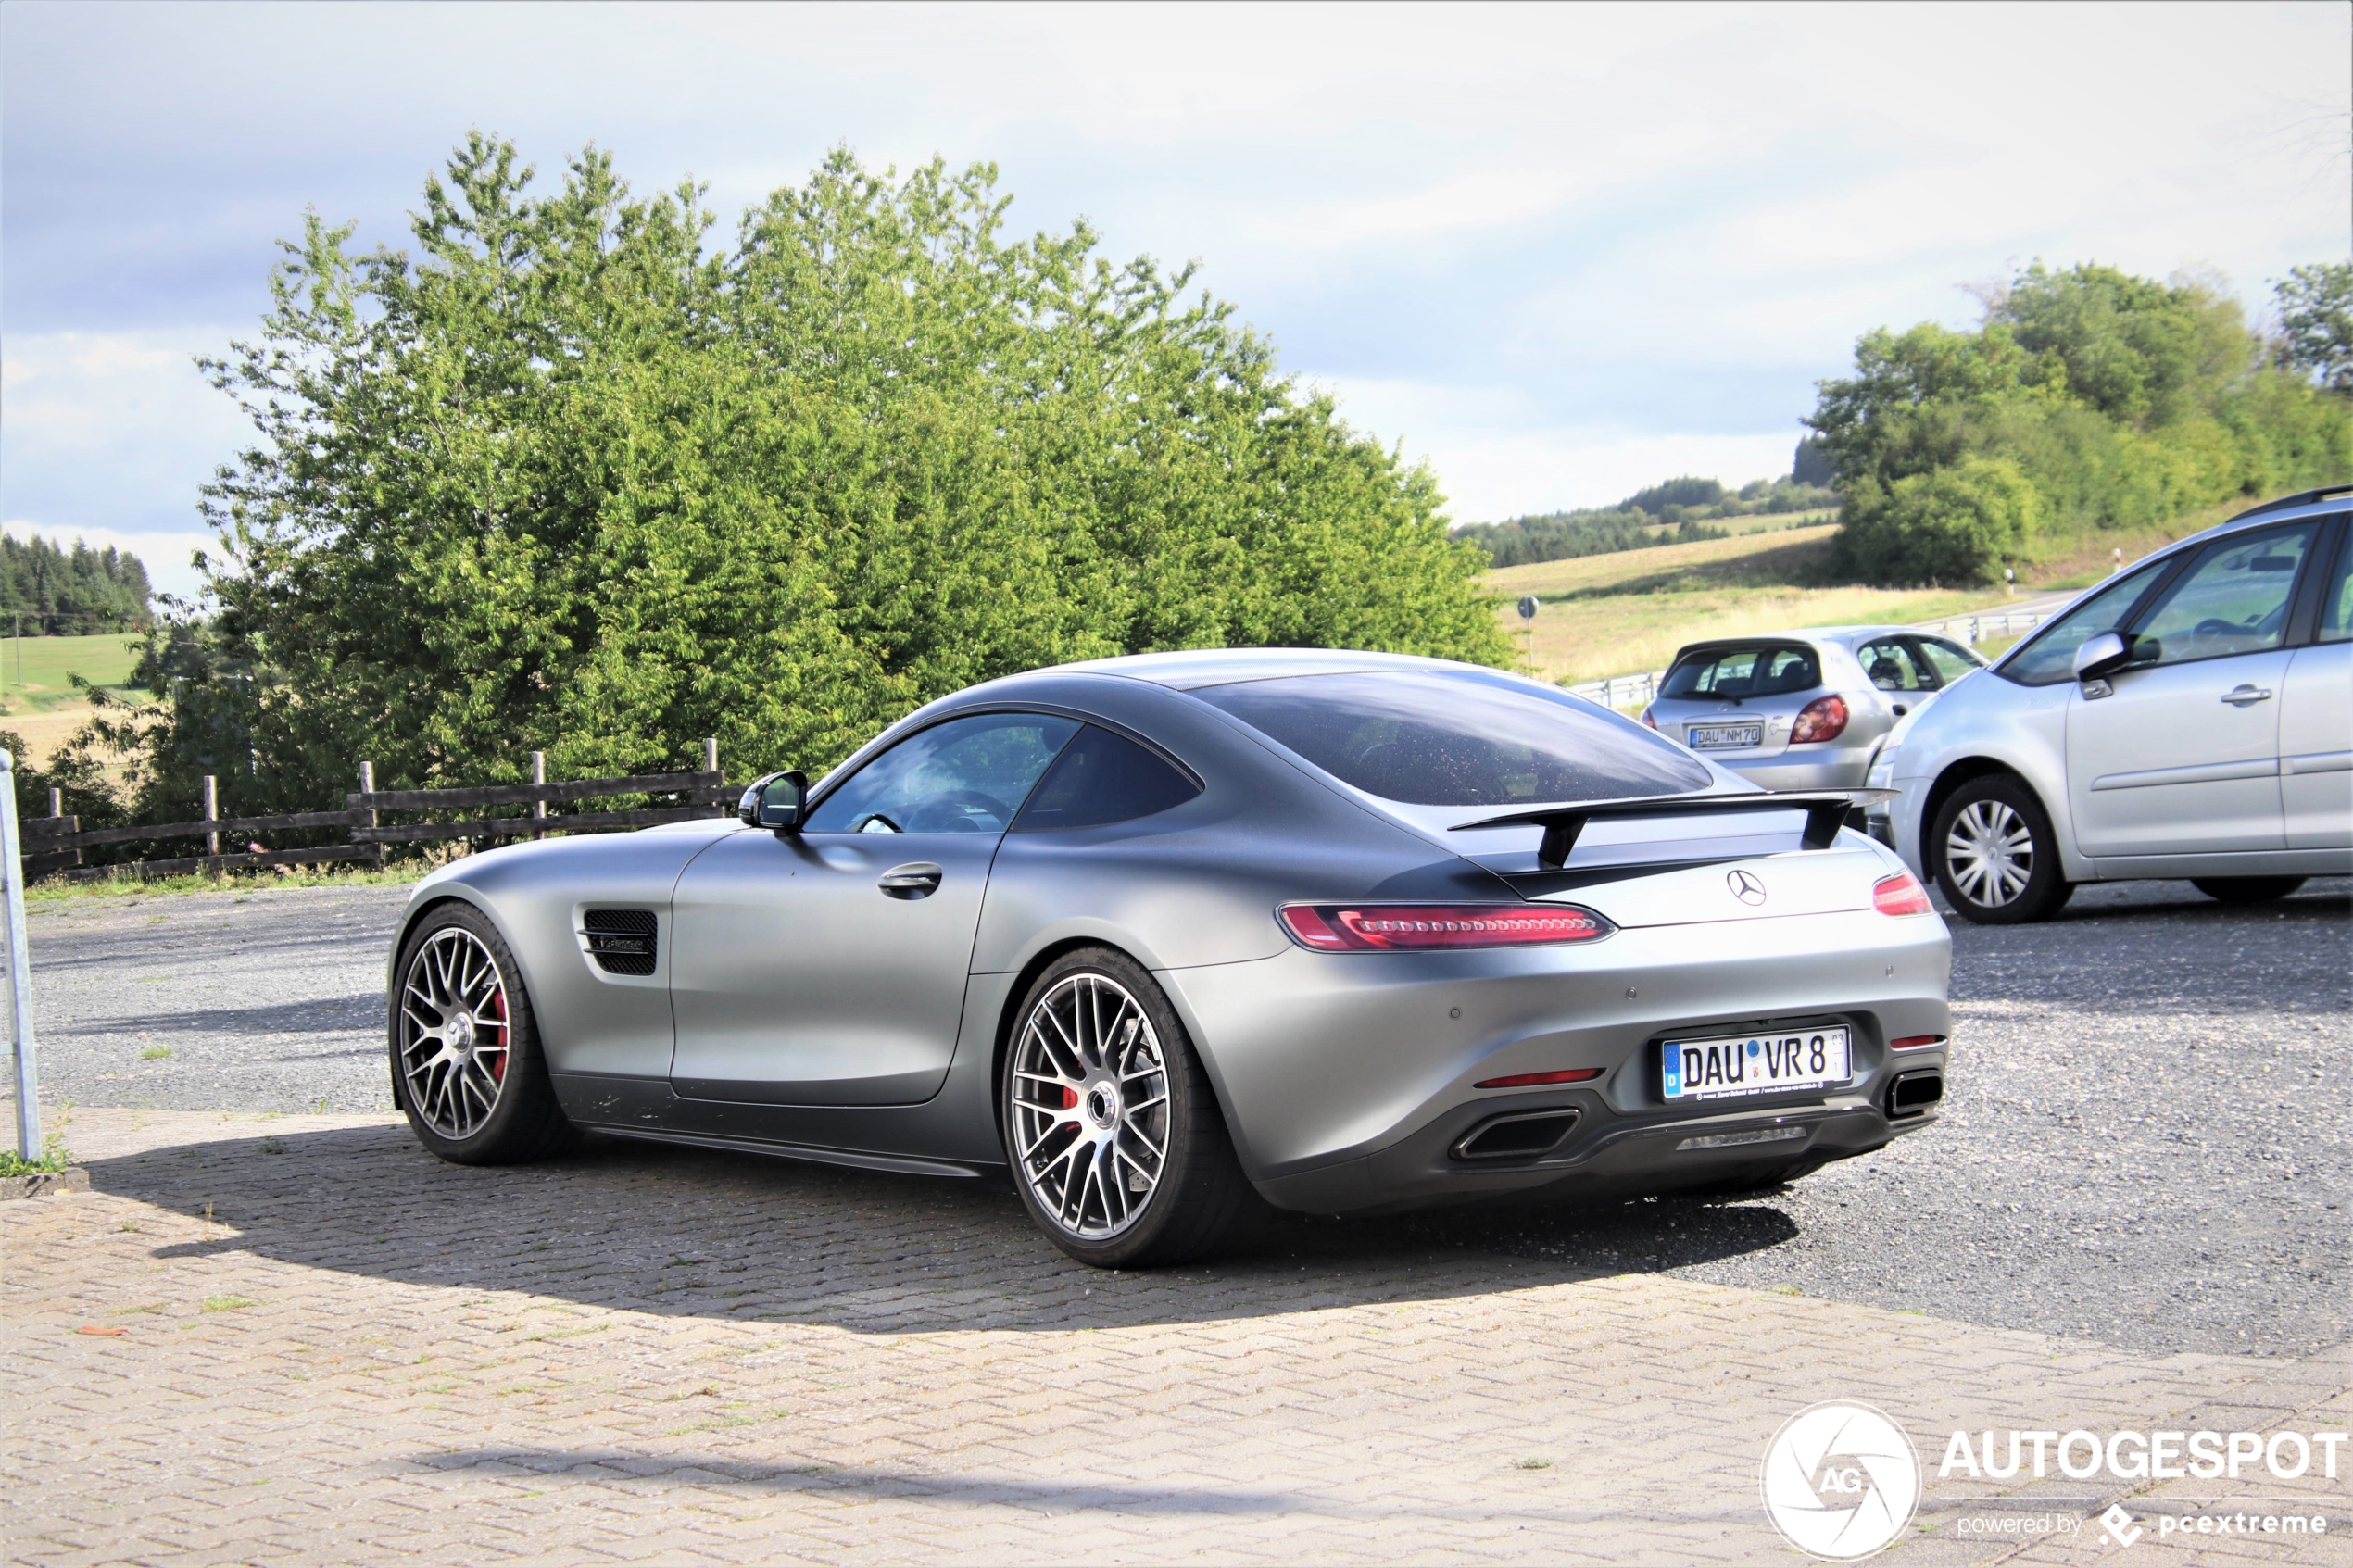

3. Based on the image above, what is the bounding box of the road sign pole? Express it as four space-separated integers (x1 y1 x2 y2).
1 750 41 1159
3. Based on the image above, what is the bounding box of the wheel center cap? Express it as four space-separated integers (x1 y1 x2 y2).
1084 1083 1118 1130
447 1011 475 1052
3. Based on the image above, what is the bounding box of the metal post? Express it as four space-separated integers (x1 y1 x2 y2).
532 752 546 841
48 788 61 818
704 736 719 774
1 750 41 1159
359 762 382 871
202 774 219 859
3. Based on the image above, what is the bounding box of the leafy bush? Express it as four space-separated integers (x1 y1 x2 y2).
1835 458 2047 585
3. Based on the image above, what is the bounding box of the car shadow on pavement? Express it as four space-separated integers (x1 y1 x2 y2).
94 1122 1801 1333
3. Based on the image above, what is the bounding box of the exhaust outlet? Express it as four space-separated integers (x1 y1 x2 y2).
1887 1069 1944 1119
1452 1109 1580 1161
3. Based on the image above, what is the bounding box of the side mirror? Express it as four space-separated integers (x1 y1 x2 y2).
736 770 808 834
2072 631 2133 683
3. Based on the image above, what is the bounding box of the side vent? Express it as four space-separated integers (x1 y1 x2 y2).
584 909 658 976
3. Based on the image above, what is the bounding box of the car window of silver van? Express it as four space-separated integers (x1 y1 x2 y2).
2317 528 2352 644
2127 523 2317 667
1998 561 2170 687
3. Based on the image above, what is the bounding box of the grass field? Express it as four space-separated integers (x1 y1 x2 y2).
1484 509 2221 684
0 633 145 713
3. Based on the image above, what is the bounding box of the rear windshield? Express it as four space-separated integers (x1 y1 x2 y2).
1661 645 1821 699
1193 671 1711 808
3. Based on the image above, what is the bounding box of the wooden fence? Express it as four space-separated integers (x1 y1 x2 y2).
17 740 735 884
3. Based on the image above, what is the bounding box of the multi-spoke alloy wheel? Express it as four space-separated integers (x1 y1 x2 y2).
1001 949 1252 1267
1944 799 2032 908
1011 972 1170 1239
390 906 571 1164
400 928 512 1139
1931 776 2070 925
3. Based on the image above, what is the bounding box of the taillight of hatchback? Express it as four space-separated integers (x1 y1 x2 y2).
1791 694 1848 743
1872 872 1932 916
1639 706 1657 729
1279 903 1614 950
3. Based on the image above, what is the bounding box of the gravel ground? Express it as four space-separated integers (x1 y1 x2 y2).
12 872 2347 1360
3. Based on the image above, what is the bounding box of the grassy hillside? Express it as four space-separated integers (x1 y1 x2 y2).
1487 506 2223 684
0 633 145 713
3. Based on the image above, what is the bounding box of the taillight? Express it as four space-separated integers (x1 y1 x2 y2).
1476 1067 1605 1088
1639 706 1657 729
1873 872 1931 916
1791 694 1848 743
1278 903 1613 951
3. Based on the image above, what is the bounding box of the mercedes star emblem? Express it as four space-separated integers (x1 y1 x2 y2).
1728 869 1768 906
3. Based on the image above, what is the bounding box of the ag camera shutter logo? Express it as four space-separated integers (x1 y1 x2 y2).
1761 1401 1921 1559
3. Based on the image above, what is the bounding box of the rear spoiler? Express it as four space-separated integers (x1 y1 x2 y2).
1452 790 1896 869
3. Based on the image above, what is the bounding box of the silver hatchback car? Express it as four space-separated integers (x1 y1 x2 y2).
1643 628 1986 790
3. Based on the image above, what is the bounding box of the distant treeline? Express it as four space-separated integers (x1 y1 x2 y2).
1456 458 1840 569
0 535 154 635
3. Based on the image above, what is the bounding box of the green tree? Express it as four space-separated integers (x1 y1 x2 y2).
1836 458 2046 585
2275 262 2353 395
100 138 1504 822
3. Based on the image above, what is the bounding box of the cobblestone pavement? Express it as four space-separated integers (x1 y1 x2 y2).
18 877 2350 1359
5 1109 2348 1566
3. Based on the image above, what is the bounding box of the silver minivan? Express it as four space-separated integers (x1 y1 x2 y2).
1642 627 1986 790
1870 487 2352 922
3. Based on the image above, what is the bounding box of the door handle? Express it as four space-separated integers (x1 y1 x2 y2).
2220 685 2273 707
877 861 943 897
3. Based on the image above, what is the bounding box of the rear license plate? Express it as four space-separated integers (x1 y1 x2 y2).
1687 722 1763 750
1662 1027 1850 1102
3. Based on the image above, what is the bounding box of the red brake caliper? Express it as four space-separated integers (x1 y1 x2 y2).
486 988 509 1082
1061 1086 1078 1110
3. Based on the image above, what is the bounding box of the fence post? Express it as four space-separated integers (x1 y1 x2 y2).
202 775 219 859
532 752 547 842
47 788 61 819
705 737 719 774
1 750 40 1160
359 761 384 871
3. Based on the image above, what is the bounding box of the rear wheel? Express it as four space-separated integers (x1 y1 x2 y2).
2191 876 2307 905
391 903 573 1165
1931 775 2073 925
1002 948 1252 1268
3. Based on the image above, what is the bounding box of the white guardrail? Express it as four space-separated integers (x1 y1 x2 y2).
1562 608 2056 710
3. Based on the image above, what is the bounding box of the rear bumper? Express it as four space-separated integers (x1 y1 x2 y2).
1164 909 1952 1214
1715 749 1878 791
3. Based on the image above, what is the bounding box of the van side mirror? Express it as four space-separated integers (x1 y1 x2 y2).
737 770 808 834
2072 632 2133 683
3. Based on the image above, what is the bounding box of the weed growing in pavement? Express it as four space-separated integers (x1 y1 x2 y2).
0 1107 75 1175
201 1296 258 1312
140 1046 170 1060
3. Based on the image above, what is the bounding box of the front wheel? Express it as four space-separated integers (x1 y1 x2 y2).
391 903 573 1165
1001 948 1252 1268
2192 876 2307 905
1931 775 2073 924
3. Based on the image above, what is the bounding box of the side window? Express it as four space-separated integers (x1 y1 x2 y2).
1998 561 2171 686
2318 526 2352 645
804 713 1079 834
1912 637 1983 684
2127 523 2318 668
1857 639 1931 692
1012 726 1202 832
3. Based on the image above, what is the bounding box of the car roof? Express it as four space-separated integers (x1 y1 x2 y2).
1042 646 1486 691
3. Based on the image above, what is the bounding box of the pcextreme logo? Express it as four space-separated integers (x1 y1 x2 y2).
1761 1401 1922 1560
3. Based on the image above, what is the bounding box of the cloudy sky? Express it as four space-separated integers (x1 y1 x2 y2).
4 1 2347 597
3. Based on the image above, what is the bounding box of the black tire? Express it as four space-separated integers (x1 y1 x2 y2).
389 902 573 1165
1000 947 1253 1268
1931 774 2074 925
2192 876 2308 905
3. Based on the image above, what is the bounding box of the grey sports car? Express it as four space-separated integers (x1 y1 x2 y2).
388 649 1954 1267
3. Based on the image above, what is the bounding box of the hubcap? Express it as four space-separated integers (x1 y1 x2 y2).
1945 799 2033 907
1009 973 1170 1239
399 929 511 1139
